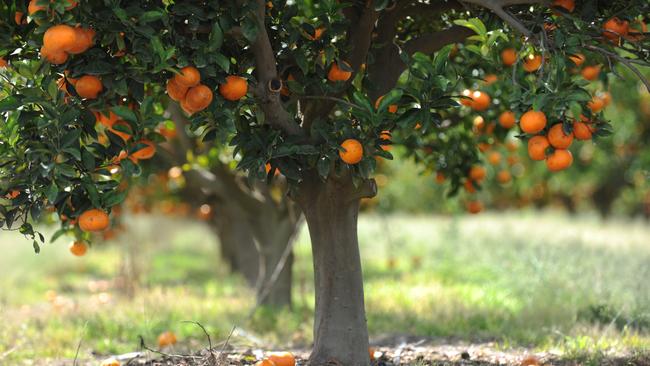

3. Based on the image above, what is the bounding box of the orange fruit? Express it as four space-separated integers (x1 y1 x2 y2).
546 149 573 171
100 358 120 366
603 17 629 41
41 46 69 64
627 20 647 41
478 142 490 152
497 170 512 184
180 98 198 115
466 200 483 214
464 180 476 193
96 111 119 127
28 0 47 22
600 91 612 106
547 123 574 149
158 124 177 139
573 121 593 140
339 139 363 164
498 111 516 129
69 241 88 256
379 130 392 151
131 140 156 160
375 95 398 113
0 57 8 68
569 53 585 66
501 48 517 66
527 135 550 161
108 120 133 141
5 190 20 199
307 27 325 40
581 65 601 81
67 27 95 54
255 360 276 366
157 331 177 347
369 347 376 361
267 352 295 366
520 110 547 134
15 11 26 25
470 91 491 111
219 75 248 101
173 66 201 88
587 96 604 113
79 209 110 232
166 78 188 102
328 61 352 82
484 74 498 84
469 165 486 181
520 356 540 366
552 0 575 13
43 24 77 52
488 151 502 165
435 172 445 184
185 84 214 111
523 54 542 72
75 75 103 99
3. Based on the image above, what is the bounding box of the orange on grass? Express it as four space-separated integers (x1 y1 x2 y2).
569 53 585 66
255 360 276 366
267 352 295 366
100 358 120 366
466 200 483 214
375 95 398 113
79 209 110 232
157 331 177 347
96 111 119 127
546 149 573 171
527 135 550 161
523 54 542 72
573 121 594 140
185 84 214 111
488 151 502 165
108 120 132 142
131 140 156 160
166 78 188 102
69 241 87 256
497 170 512 184
41 46 69 64
469 165 486 182
603 17 629 41
174 66 201 88
339 139 363 164
520 356 541 366
498 111 516 129
581 65 601 81
501 48 517 66
552 0 575 13
219 75 248 101
75 75 103 99
328 61 352 82
520 110 547 134
547 123 574 149
43 24 77 52
587 95 604 113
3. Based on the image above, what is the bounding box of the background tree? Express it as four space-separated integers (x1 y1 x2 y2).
1 0 649 365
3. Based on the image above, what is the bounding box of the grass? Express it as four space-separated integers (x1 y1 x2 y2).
0 210 649 364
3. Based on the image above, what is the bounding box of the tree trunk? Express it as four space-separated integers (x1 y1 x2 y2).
253 218 296 308
295 173 376 366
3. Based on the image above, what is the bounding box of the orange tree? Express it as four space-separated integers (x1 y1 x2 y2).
1 0 650 364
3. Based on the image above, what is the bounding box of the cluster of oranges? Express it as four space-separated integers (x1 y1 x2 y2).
94 108 157 164
166 66 214 115
500 48 542 72
64 208 111 256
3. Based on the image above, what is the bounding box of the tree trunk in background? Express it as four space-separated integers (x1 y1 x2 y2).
296 172 376 366
591 158 632 218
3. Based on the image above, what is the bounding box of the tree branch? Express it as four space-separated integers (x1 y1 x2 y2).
460 0 546 38
585 45 650 93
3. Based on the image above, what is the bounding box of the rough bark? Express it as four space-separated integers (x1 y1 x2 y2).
295 172 376 366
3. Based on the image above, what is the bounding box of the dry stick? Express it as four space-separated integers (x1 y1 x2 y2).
585 44 650 93
72 322 88 366
183 321 213 350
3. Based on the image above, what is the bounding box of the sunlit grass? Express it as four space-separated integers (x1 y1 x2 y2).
0 211 649 363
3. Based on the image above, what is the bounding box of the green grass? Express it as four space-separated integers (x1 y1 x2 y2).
1 211 649 364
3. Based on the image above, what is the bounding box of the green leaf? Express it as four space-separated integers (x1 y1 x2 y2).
214 53 230 73
317 156 331 179
139 10 165 23
208 22 224 51
111 106 137 122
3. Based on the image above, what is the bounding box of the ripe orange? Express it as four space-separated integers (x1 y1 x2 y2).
28 0 47 23
307 27 325 40
339 139 363 164
379 130 392 151
603 17 629 41
552 0 575 13
0 57 8 68
157 331 177 347
523 54 542 72
185 84 214 111
69 241 88 256
131 140 156 160
501 48 517 66
375 96 398 113
267 352 295 366
166 78 188 102
435 172 445 184
581 65 601 81
497 170 512 184
464 180 476 193
600 91 612 106
79 209 109 232
469 165 486 181
100 358 120 366
546 149 573 171
527 135 550 161
466 200 483 214
569 53 585 66
587 96 604 113
96 111 119 127
67 27 95 54
15 11 26 25
43 24 77 52
328 61 352 82
547 123 574 149
75 75 103 99
255 360 276 366
109 120 133 141
180 98 198 115
470 91 491 111
488 151 502 165
41 46 69 64
219 75 248 101
520 110 547 134
484 74 498 84
573 121 593 140
498 111 516 129
174 66 201 88
5 190 20 199
158 124 177 139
